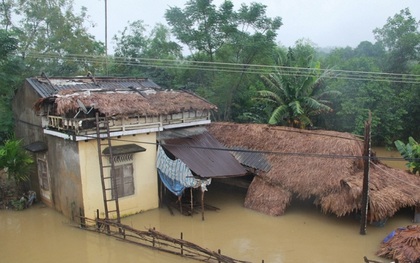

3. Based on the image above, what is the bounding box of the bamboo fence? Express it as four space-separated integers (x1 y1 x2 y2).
78 215 251 263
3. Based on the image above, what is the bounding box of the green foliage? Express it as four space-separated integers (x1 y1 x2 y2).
0 0 105 76
165 0 282 121
322 39 407 145
373 8 420 73
0 29 24 142
394 137 420 175
10 197 26 210
111 21 182 86
0 139 33 185
258 44 339 128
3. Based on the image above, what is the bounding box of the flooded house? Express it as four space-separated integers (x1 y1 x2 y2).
207 122 420 223
12 75 245 222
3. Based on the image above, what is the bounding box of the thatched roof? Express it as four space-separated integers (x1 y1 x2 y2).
30 77 216 117
322 165 420 221
38 90 216 117
376 225 420 262
207 122 420 219
35 90 216 117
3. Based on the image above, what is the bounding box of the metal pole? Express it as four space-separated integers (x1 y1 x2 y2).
104 0 108 75
360 111 372 235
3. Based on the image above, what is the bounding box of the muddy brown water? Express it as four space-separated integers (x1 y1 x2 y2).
0 148 413 263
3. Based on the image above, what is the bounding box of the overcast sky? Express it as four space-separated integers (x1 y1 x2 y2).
74 0 420 52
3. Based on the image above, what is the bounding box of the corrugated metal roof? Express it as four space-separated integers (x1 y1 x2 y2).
157 126 208 140
102 144 146 155
229 147 271 172
160 131 247 178
27 77 161 98
24 141 48 152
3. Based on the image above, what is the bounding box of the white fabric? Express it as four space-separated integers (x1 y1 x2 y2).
156 145 211 191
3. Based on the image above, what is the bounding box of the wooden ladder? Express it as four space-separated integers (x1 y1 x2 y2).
95 113 121 227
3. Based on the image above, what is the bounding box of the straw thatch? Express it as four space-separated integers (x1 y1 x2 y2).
207 122 420 219
322 164 420 221
245 176 292 216
34 89 217 117
376 225 420 263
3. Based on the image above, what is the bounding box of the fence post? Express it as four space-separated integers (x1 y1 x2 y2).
153 227 156 247
180 232 184 255
79 207 85 228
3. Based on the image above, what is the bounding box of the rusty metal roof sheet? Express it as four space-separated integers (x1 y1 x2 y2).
160 130 247 178
27 77 160 98
229 147 271 172
158 126 208 140
30 76 217 117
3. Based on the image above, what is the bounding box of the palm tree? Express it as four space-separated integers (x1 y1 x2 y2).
258 64 339 129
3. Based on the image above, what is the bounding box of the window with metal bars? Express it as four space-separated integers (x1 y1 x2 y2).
37 159 49 190
111 155 135 198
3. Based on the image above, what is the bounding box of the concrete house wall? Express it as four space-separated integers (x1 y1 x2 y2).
79 133 159 219
13 82 45 203
12 77 211 222
47 136 83 219
13 82 84 218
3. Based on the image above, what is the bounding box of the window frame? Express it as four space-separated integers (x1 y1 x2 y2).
110 153 135 199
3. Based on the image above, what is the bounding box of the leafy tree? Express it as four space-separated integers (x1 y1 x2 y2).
373 8 420 74
0 138 33 189
333 79 406 145
165 0 230 61
395 137 420 175
323 40 407 146
165 0 282 121
372 8 420 143
111 21 182 86
0 29 23 142
0 0 105 76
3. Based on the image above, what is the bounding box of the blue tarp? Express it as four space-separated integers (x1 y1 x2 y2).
158 169 185 196
156 145 211 196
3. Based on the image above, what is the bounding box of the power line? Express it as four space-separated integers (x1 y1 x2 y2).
67 129 417 162
25 52 420 84
372 162 420 190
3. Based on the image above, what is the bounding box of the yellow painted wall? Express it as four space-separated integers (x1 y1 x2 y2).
79 133 159 219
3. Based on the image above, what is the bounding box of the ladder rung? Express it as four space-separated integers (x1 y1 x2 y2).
106 199 116 202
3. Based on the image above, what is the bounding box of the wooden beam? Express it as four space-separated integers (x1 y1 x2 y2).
360 111 372 235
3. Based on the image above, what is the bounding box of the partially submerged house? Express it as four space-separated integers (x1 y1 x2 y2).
12 76 245 222
207 122 420 222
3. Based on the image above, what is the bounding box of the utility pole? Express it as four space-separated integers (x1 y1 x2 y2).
360 111 372 235
105 0 108 75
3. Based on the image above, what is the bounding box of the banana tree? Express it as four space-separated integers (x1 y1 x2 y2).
394 137 420 175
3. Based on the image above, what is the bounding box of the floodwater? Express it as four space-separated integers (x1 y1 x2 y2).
0 148 413 263
373 147 407 170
